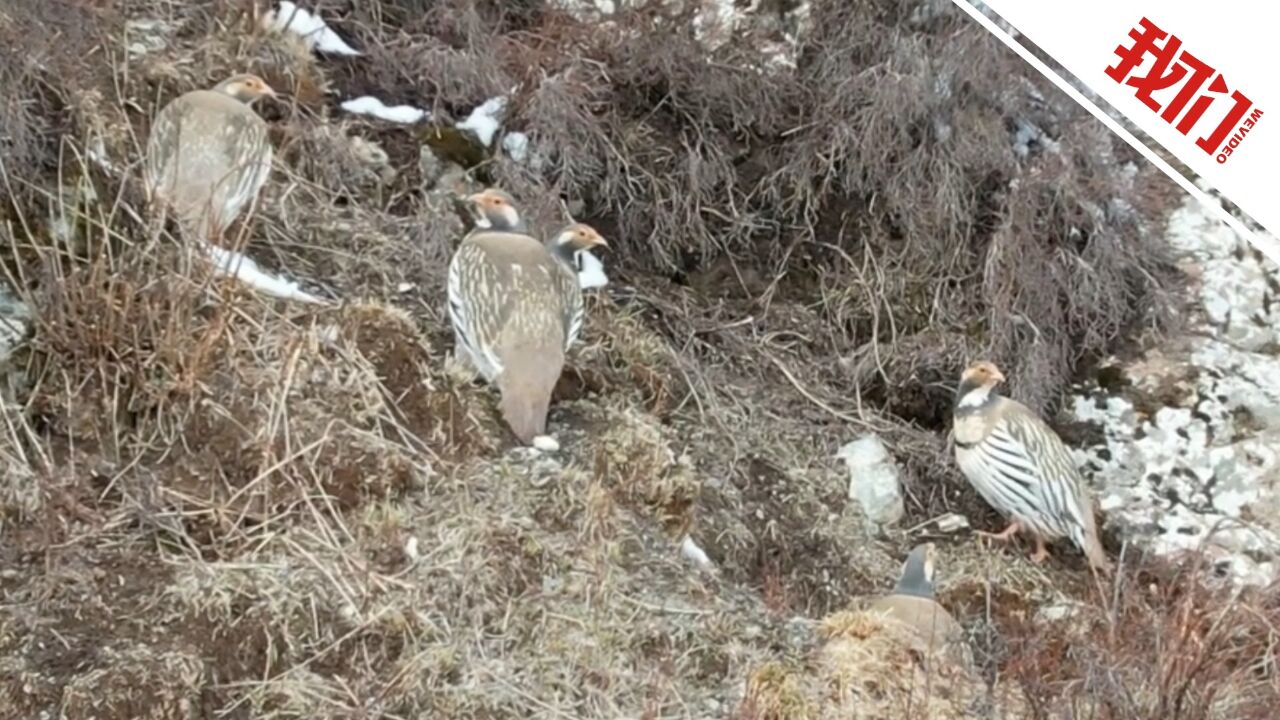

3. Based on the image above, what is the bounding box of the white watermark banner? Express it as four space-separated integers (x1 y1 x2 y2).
955 1 1280 264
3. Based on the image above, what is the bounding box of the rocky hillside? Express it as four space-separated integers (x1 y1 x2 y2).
0 1 1275 718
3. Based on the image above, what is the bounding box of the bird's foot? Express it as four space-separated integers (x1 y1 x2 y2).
1029 536 1050 565
976 521 1021 544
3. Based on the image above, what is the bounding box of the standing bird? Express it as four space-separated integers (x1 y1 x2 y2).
447 189 607 444
144 73 277 243
952 361 1111 573
866 543 967 665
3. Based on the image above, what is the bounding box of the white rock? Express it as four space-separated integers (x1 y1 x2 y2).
532 435 560 453
936 513 971 533
1035 599 1087 623
835 435 904 527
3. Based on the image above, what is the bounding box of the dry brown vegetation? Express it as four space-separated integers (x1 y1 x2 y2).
0 0 1275 718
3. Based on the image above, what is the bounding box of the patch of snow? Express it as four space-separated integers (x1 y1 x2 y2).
575 249 609 290
203 243 329 305
680 535 716 572
532 435 561 453
262 2 361 56
403 536 420 561
1068 194 1280 587
835 435 905 527
340 96 429 124
457 95 509 148
501 132 530 163
396 282 416 294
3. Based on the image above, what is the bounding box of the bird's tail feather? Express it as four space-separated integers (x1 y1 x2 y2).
1074 505 1112 575
497 350 563 445
1082 529 1112 575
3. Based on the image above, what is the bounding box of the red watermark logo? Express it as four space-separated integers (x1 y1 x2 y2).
1105 17 1263 164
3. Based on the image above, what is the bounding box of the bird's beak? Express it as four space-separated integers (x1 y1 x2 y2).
592 237 609 249
993 369 1007 384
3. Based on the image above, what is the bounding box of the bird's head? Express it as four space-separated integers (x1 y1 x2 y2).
961 361 1006 389
466 188 524 231
894 542 937 598
215 74 278 104
550 223 608 252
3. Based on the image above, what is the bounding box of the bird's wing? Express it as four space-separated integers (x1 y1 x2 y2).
448 242 510 377
996 402 1092 539
450 232 571 368
554 261 585 351
143 104 179 196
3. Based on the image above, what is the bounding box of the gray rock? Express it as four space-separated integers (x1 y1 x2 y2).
835 435 904 527
1066 197 1280 587
0 286 31 401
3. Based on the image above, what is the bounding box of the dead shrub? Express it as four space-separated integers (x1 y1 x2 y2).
997 551 1280 720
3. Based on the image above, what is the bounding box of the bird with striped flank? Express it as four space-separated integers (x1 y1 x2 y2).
447 189 606 444
866 543 967 663
952 361 1111 574
144 74 277 244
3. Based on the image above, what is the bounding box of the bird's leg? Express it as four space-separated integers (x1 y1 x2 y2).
1029 535 1050 564
976 520 1021 544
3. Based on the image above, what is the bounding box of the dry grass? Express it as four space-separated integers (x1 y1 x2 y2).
0 1 1271 719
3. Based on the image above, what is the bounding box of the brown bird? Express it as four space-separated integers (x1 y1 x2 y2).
866 543 967 664
952 361 1111 573
447 190 606 444
144 73 277 243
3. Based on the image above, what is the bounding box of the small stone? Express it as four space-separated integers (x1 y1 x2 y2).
935 513 970 533
1036 599 1086 623
532 435 560 453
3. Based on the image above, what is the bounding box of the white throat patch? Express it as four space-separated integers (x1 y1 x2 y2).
957 385 992 409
